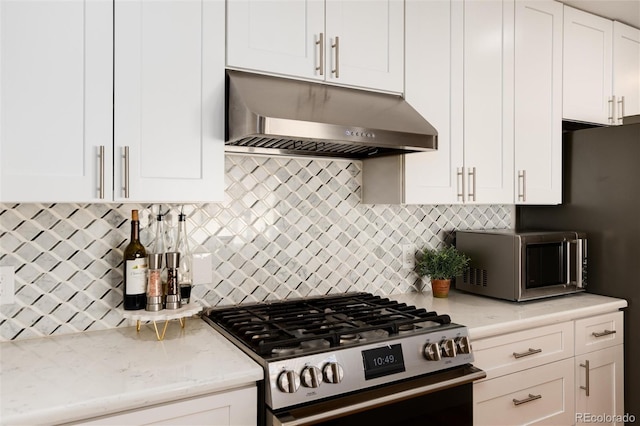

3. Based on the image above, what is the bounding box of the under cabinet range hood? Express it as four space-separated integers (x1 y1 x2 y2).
225 70 438 159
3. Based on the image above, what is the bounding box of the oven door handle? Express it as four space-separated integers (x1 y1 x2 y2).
270 366 486 426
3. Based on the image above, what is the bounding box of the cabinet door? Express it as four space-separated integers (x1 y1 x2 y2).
613 21 640 122
461 0 514 204
114 0 225 202
563 6 613 125
575 345 624 423
403 0 461 204
325 0 404 93
474 358 575 426
514 0 562 205
226 0 324 80
79 386 257 425
0 0 112 202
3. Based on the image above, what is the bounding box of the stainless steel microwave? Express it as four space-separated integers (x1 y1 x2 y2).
455 229 587 302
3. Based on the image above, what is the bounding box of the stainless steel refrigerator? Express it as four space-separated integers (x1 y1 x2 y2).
517 118 640 415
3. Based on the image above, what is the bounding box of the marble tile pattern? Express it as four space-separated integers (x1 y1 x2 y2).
0 155 512 341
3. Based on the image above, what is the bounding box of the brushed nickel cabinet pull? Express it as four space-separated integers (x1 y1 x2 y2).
457 167 465 201
518 170 526 202
467 167 476 202
123 146 130 199
592 329 616 338
513 393 542 406
618 96 625 124
98 145 105 199
513 348 542 359
580 360 590 396
608 96 615 124
316 33 324 76
332 36 340 78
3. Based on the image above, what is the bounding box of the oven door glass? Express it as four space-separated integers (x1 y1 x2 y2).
268 365 484 426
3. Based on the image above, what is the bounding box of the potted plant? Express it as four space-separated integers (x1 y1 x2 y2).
416 245 471 298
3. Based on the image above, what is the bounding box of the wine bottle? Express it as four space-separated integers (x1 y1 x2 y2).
123 210 148 310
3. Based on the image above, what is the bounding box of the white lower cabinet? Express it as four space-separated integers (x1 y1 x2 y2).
472 311 624 426
76 386 257 426
575 346 624 424
574 312 625 424
474 358 575 425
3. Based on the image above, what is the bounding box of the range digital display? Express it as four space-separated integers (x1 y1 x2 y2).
362 344 406 380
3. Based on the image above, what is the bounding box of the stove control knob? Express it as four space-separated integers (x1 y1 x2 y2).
277 370 300 393
455 336 471 354
300 366 322 388
441 339 457 358
322 362 344 384
423 342 441 361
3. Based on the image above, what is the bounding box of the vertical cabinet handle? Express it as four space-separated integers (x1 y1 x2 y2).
518 170 526 202
332 36 340 78
98 146 105 199
316 33 324 76
457 168 465 201
618 96 625 124
608 96 615 124
123 146 130 199
467 167 476 202
580 360 590 396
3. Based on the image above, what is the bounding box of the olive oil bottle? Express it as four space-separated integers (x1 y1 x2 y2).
123 210 148 310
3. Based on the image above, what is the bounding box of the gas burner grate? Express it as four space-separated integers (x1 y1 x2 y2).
206 292 451 358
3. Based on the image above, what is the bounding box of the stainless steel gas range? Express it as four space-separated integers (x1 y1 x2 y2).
203 292 485 425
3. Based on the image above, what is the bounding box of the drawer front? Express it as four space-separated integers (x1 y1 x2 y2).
473 322 574 379
575 311 624 355
474 358 575 426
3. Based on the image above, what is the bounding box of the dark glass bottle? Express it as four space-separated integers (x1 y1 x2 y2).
123 210 148 310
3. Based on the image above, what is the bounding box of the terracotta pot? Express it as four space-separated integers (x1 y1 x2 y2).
431 278 451 298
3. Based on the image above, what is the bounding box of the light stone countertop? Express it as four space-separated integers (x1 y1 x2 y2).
391 290 628 340
0 317 263 426
0 291 627 425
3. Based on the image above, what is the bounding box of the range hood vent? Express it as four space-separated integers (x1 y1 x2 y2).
225 70 438 159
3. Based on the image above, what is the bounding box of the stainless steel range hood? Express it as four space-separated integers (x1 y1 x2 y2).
225 70 438 159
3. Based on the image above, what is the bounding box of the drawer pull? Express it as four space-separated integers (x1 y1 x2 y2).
513 348 542 359
592 329 616 338
513 393 542 406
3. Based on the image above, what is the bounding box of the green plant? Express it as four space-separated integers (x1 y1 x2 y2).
416 245 471 280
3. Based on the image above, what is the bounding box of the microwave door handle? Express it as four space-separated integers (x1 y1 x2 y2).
565 240 573 286
567 238 585 288
576 238 585 288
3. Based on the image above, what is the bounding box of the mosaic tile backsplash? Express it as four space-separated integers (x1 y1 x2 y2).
0 155 512 341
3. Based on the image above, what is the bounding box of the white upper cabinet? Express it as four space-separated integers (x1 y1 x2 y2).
456 0 514 204
226 0 324 80
114 0 225 203
514 0 563 205
563 6 613 125
402 0 459 204
613 21 640 121
371 0 535 205
226 0 404 93
324 0 404 92
1 0 113 202
1 0 225 203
